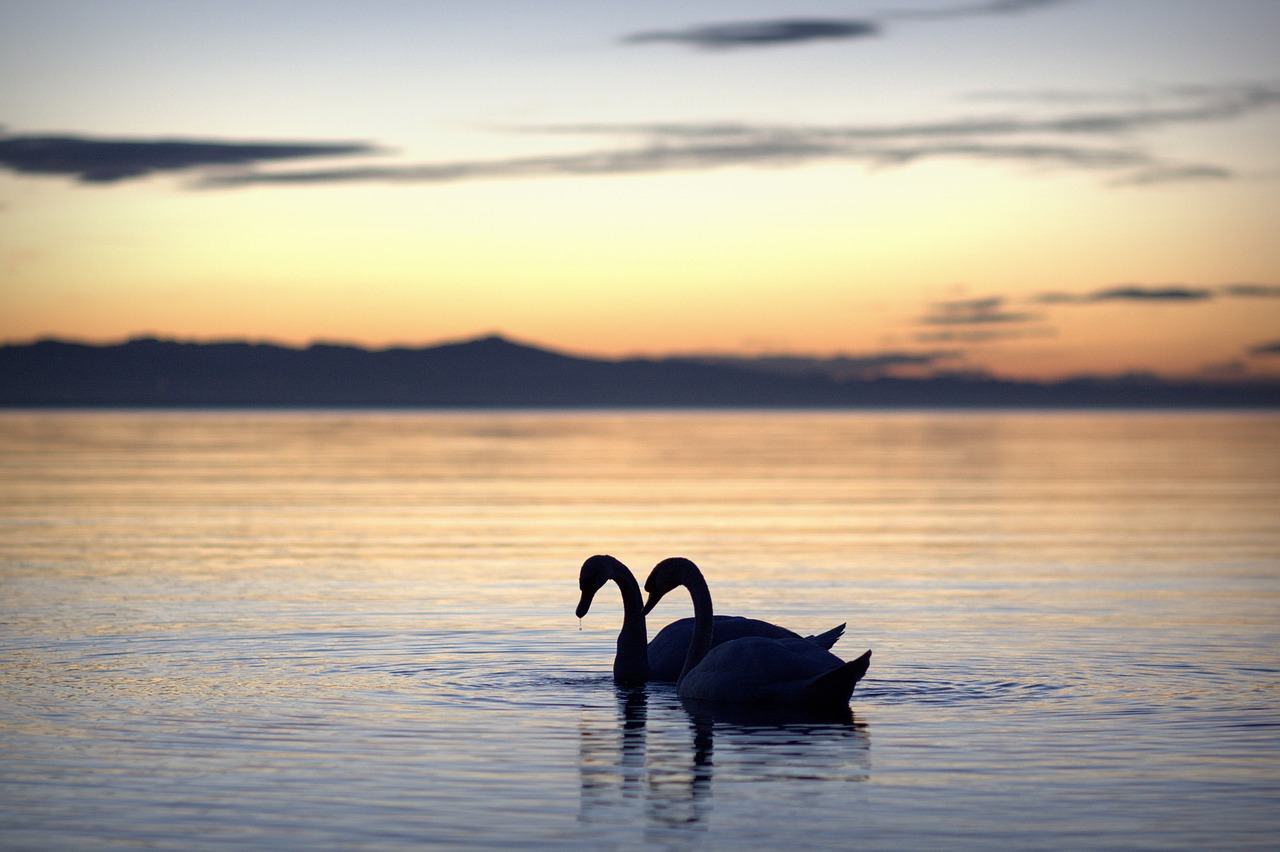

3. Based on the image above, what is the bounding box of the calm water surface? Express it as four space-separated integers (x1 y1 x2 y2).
2 410 1278 849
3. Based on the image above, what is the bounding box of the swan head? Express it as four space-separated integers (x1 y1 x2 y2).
642 556 698 615
576 554 623 618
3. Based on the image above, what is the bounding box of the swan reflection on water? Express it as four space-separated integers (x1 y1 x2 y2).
579 685 870 836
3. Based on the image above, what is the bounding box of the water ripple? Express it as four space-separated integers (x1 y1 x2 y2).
859 676 1067 705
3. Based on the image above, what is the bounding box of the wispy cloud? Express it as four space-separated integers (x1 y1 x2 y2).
913 296 1052 346
8 82 1276 190
287 81 1274 187
885 0 1079 21
196 141 851 187
195 137 1167 188
939 283 1280 375
622 19 878 49
191 82 1278 190
916 327 1053 345
965 82 1280 134
1222 284 1280 298
0 133 378 184
906 281 1280 373
529 81 1280 150
920 296 1044 325
1036 285 1215 304
1037 283 1280 304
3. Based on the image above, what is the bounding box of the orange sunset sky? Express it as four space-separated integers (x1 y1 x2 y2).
2 0 1279 381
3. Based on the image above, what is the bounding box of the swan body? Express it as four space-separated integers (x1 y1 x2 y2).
642 557 871 707
649 617 844 683
576 554 846 685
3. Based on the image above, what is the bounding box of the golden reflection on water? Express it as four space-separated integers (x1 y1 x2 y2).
3 410 1278 656
1 410 1278 849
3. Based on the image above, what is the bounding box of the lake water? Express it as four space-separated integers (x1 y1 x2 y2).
1 410 1278 850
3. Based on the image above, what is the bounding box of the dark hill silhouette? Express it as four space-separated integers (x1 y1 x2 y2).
1 335 1277 408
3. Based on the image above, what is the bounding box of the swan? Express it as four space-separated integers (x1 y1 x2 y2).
576 554 846 686
642 557 872 707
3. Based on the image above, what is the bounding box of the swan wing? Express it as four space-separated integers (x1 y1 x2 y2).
801 649 872 706
651 616 796 681
678 638 871 707
649 616 847 681
803 622 846 650
650 617 770 681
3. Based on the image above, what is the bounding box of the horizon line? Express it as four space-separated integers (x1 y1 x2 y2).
6 331 1280 388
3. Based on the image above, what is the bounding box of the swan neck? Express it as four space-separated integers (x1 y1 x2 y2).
679 569 714 685
613 566 650 684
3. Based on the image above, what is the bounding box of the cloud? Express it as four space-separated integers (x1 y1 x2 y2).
920 296 1044 325
1037 283 1280 304
886 0 1078 20
1248 340 1280 356
536 82 1280 145
974 81 1280 134
0 133 378 183
1222 284 1280 298
196 141 851 187
15 82 1278 191
916 327 1051 344
913 296 1051 345
902 281 1280 372
203 82 1278 189
197 136 1167 188
1111 164 1237 186
1036 285 1215 304
622 0 1077 50
622 19 879 49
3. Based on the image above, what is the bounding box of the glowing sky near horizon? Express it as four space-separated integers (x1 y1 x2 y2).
2 0 1279 380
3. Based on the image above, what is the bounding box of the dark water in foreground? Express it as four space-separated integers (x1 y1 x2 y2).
2 411 1278 849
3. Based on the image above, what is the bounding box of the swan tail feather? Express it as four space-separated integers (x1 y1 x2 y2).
803 649 872 705
804 623 846 649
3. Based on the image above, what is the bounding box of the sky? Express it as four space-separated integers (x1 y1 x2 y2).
2 0 1279 381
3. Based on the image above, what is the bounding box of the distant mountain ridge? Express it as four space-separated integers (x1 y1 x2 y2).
2 335 1277 408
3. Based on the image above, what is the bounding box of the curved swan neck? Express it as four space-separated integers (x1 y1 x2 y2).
612 565 650 685
678 566 714 685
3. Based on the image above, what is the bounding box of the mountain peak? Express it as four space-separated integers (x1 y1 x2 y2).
1 335 1276 408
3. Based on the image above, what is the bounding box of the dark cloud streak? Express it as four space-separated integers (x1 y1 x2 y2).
1038 283 1280 304
622 0 1078 50
622 19 878 49
1037 285 1215 304
0 133 378 184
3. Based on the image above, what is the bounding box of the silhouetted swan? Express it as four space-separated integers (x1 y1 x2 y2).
643 557 871 707
576 554 845 686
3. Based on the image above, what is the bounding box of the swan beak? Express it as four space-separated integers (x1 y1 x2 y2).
575 586 598 619
641 588 666 616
